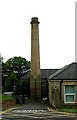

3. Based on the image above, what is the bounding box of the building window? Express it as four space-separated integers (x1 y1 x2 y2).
64 85 75 103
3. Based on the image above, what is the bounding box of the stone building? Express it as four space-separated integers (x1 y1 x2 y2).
48 62 77 108
21 17 77 107
22 62 77 108
21 69 58 100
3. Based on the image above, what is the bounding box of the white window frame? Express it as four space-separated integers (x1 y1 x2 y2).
64 85 75 103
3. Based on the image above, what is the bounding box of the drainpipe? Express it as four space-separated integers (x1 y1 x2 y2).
60 80 63 105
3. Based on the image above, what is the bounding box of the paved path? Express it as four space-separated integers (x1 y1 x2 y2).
2 100 77 120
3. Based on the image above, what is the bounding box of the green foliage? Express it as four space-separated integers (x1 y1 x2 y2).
2 56 31 92
5 71 17 91
2 56 30 76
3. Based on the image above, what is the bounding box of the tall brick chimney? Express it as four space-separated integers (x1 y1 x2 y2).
30 17 41 100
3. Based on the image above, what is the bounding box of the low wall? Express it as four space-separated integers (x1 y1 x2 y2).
2 100 16 110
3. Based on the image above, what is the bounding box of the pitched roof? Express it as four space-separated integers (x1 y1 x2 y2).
48 62 77 80
21 69 59 80
41 69 59 79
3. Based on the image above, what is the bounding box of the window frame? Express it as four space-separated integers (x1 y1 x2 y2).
64 85 75 104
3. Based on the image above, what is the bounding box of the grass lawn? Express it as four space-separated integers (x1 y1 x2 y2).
59 108 77 113
2 94 15 101
0 93 14 102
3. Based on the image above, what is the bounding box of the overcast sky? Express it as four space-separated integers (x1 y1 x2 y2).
0 0 76 68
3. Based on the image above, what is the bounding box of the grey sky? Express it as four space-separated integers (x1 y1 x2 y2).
0 0 75 68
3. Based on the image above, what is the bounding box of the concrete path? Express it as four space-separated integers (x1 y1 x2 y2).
13 100 49 110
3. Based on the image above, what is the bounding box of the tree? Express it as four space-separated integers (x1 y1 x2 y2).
5 71 17 91
3 56 30 76
2 56 30 92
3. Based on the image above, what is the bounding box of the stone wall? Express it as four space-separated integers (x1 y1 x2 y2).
48 80 77 108
48 80 61 107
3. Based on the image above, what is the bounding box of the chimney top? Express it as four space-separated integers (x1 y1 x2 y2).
30 17 40 24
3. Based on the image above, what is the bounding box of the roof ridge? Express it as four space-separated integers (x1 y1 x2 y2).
48 65 68 79
48 62 77 80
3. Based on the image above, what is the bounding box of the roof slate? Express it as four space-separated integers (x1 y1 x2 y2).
21 62 77 81
48 62 77 80
21 69 59 80
41 69 59 79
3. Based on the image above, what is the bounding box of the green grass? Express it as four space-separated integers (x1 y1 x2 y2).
59 108 77 113
0 93 14 102
3 94 14 101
